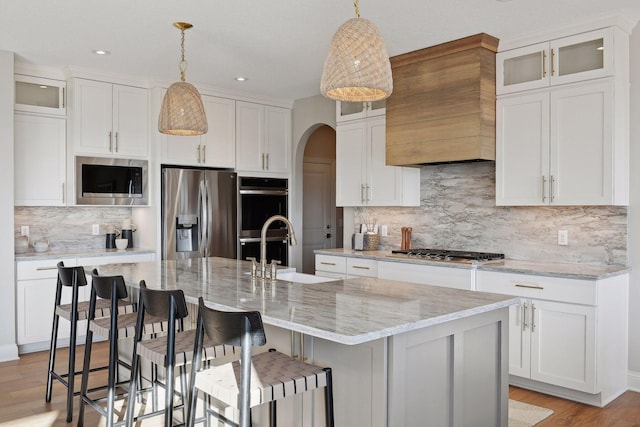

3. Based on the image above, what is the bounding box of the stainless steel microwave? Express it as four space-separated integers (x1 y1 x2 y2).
76 156 148 205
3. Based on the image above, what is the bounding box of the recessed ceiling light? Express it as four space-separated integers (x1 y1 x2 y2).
234 77 248 82
92 50 111 55
39 85 48 89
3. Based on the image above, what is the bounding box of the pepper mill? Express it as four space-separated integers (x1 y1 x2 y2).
406 227 412 250
401 227 408 250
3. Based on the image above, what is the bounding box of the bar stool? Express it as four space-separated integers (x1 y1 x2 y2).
45 262 88 423
125 283 235 427
77 269 150 427
186 297 335 427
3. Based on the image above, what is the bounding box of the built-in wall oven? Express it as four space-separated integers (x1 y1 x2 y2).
238 177 289 265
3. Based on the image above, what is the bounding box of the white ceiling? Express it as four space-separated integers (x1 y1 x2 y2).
2 0 639 102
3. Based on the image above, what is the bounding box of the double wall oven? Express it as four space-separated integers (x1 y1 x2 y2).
238 177 289 265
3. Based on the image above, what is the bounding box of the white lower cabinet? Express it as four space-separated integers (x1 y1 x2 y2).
315 254 378 279
377 260 474 290
15 252 155 353
476 269 628 406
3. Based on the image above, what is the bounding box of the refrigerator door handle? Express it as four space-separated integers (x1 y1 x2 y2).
199 180 208 256
205 179 214 257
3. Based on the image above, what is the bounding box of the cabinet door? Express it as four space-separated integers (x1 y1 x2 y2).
336 121 367 206
15 75 66 116
508 300 531 378
264 106 290 173
235 101 264 172
14 114 66 206
73 79 113 155
112 85 148 158
366 117 404 206
162 134 202 166
201 96 236 168
496 92 550 206
550 28 613 87
497 42 549 95
530 299 596 393
336 101 367 122
550 81 613 205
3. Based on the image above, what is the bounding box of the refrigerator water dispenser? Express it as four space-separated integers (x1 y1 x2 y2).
176 214 199 253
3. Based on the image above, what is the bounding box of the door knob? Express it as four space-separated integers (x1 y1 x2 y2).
326 233 332 238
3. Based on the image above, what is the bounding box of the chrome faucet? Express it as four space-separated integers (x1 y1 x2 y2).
260 215 297 279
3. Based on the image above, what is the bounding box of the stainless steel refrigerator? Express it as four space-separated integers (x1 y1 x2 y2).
161 167 237 260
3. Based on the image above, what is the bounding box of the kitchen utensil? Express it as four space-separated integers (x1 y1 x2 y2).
115 238 128 250
15 235 29 254
33 240 49 253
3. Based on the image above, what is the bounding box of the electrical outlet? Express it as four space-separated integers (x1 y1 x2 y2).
381 225 388 236
20 225 29 238
92 224 100 235
558 230 568 246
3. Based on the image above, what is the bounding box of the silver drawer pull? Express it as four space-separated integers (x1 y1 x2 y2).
36 266 59 271
320 262 336 266
352 266 370 270
515 283 543 290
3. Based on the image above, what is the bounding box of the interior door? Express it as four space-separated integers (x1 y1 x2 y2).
302 162 333 273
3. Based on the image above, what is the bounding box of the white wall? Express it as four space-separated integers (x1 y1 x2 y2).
290 95 336 270
627 23 640 387
0 51 18 361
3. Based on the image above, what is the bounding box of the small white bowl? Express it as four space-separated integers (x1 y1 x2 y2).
115 238 128 250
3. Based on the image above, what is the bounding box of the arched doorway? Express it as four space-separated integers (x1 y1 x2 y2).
301 125 343 273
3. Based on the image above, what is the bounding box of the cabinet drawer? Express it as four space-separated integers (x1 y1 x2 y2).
378 261 473 290
16 258 77 280
316 255 347 274
347 258 378 277
476 270 596 305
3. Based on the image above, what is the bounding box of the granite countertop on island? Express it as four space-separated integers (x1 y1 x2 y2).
96 257 518 345
314 248 630 280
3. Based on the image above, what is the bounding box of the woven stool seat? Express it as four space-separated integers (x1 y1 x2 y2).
194 350 329 408
55 298 135 321
89 312 168 339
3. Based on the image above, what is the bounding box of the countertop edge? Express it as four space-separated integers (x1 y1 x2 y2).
15 247 156 262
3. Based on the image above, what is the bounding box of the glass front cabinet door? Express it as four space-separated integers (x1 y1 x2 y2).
497 28 613 95
14 74 66 116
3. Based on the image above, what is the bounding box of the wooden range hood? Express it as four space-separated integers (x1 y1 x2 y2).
386 33 499 165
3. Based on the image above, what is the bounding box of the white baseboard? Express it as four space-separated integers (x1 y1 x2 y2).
627 370 640 392
0 343 20 362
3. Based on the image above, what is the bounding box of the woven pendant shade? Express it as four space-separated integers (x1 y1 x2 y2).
320 17 393 102
158 82 208 135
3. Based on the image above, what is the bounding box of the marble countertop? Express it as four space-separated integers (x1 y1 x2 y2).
314 248 629 280
96 257 518 346
15 247 156 262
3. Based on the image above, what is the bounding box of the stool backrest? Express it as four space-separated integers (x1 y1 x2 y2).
91 269 128 300
57 261 88 287
139 285 189 320
197 297 266 347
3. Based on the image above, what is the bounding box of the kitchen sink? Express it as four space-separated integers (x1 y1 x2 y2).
275 271 338 284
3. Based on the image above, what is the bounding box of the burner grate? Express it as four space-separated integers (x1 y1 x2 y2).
391 249 504 262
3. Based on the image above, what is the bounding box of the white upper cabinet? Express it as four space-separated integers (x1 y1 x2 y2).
336 100 386 123
497 28 614 95
14 113 66 206
71 78 148 158
336 116 420 207
162 95 236 168
235 101 291 174
15 75 66 116
496 24 629 206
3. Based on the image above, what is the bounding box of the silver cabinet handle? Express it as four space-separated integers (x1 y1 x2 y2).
108 131 113 151
36 265 59 271
366 185 371 202
197 145 201 163
352 265 370 270
261 153 265 170
361 184 366 203
531 303 537 332
62 183 65 204
522 302 528 331
542 176 547 203
114 132 119 152
550 175 555 203
62 87 65 109
515 283 544 290
320 262 336 266
551 49 556 76
202 145 206 163
542 50 547 78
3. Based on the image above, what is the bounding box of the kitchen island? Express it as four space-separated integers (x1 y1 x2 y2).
97 257 518 427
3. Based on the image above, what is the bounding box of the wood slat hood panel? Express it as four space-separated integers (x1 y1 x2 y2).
386 33 499 165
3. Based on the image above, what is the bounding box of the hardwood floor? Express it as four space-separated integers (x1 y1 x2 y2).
1 342 640 426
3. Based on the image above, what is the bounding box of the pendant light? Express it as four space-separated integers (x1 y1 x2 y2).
158 22 208 136
320 0 393 102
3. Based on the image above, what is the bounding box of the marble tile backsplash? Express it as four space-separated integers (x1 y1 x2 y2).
15 206 134 250
355 162 627 266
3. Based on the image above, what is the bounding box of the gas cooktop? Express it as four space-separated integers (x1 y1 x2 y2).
389 249 505 263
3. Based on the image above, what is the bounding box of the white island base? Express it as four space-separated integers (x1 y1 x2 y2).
255 307 509 427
